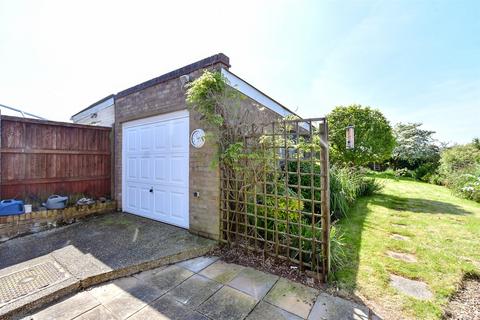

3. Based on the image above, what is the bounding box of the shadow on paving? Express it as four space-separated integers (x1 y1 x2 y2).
0 212 214 270
370 193 473 215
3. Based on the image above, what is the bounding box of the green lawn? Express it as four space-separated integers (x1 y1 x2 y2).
334 177 480 320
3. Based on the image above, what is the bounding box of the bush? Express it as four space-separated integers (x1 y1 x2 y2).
438 143 480 202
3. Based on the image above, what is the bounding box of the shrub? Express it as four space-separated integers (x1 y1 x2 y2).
438 143 480 202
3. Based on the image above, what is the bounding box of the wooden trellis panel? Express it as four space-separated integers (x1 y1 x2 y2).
220 117 330 281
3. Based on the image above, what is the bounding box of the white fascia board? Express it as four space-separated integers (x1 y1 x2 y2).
71 97 114 122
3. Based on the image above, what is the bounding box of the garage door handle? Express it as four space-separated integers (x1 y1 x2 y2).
149 188 153 193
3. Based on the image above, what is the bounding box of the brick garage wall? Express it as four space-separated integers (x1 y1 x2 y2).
0 201 115 242
114 54 285 240
114 59 228 240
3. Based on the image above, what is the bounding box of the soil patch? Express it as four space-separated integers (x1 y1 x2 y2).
207 245 325 291
444 274 480 320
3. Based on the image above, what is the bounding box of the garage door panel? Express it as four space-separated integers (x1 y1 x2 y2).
127 129 137 152
154 124 169 151
127 157 137 179
154 188 169 217
154 156 169 183
139 186 152 212
170 155 188 186
170 191 186 219
127 185 138 209
123 110 189 229
140 157 151 180
171 118 189 152
140 126 153 151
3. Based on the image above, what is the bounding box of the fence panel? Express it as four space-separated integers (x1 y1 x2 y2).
220 117 330 281
0 115 112 202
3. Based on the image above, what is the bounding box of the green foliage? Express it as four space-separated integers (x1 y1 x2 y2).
327 105 395 166
391 123 441 180
392 123 440 165
287 162 382 219
329 224 347 273
186 70 226 127
472 137 480 150
437 143 480 202
329 166 382 219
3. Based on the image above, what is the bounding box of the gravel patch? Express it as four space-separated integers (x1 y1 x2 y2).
444 274 480 320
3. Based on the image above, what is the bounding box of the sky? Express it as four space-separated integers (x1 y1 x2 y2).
0 0 479 144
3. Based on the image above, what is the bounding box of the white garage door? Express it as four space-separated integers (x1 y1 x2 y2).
122 110 189 228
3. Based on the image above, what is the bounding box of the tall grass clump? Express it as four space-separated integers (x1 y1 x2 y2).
287 162 382 220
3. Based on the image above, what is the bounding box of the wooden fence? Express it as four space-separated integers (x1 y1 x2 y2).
0 114 112 202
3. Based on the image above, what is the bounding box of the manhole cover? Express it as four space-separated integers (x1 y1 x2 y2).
0 261 68 304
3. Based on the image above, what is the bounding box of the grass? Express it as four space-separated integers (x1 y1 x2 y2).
333 177 480 320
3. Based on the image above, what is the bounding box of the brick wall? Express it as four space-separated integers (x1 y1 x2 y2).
0 201 115 242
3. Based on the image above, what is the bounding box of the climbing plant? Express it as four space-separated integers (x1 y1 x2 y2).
186 70 331 281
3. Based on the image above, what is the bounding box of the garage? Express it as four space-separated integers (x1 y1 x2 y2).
122 110 189 228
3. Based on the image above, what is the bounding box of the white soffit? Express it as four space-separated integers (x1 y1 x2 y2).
221 68 296 118
221 68 310 130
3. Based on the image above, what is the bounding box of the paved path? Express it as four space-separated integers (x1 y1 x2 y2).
26 257 378 320
0 213 215 318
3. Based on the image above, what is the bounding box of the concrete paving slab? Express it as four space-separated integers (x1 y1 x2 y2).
134 265 194 294
29 291 99 320
197 286 257 320
264 277 318 319
386 251 417 263
390 234 409 241
246 301 303 320
308 292 369 320
390 274 433 300
168 274 222 308
74 305 117 320
198 260 244 284
129 294 208 320
88 277 164 305
228 267 279 300
177 256 219 273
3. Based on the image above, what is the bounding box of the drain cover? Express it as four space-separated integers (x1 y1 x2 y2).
0 261 68 304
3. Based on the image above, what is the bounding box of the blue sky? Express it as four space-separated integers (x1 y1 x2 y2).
0 0 478 143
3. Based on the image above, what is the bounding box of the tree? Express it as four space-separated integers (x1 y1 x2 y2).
473 137 480 150
327 105 395 166
392 122 440 169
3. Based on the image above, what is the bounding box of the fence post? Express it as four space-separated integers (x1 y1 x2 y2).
320 120 330 281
